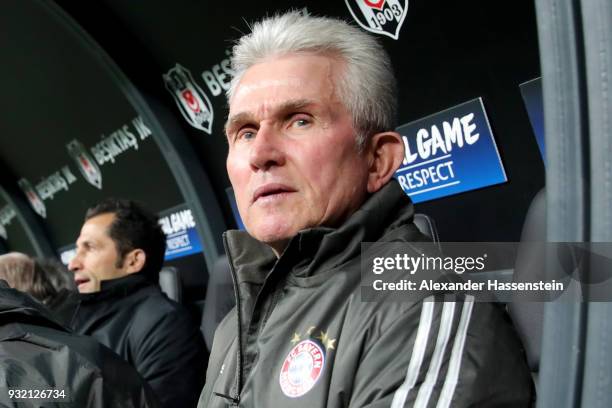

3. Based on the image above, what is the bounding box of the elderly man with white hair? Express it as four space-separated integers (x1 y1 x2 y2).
199 11 533 408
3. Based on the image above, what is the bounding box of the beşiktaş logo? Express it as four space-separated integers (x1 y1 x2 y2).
66 139 102 189
164 64 214 134
18 178 46 218
345 0 408 40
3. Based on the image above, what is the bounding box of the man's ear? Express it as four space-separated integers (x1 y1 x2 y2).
123 249 147 274
365 131 405 193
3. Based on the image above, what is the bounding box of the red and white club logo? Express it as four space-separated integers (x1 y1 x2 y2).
279 340 325 398
66 139 103 190
181 89 201 112
364 0 385 8
345 0 409 40
163 64 214 134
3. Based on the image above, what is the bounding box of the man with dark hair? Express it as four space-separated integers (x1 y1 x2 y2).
71 199 166 292
54 198 206 408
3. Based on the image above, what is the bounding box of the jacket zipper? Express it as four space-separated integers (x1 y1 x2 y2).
222 235 243 405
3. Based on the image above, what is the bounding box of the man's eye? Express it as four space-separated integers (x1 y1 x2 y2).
291 117 311 128
237 130 256 141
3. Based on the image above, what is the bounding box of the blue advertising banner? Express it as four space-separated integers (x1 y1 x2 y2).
395 98 507 203
159 204 203 261
519 77 545 164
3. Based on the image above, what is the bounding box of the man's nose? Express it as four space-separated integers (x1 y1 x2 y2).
68 254 81 272
249 124 286 171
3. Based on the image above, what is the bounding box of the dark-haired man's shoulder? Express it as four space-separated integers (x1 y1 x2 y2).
126 282 208 408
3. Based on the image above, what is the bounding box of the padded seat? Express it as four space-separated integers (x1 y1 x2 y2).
508 188 582 372
159 266 183 303
201 255 234 350
413 213 440 244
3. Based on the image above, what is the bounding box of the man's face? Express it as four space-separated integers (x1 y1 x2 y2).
226 53 370 254
69 213 129 293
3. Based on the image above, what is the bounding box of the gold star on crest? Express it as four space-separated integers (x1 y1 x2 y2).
316 330 337 351
290 332 301 344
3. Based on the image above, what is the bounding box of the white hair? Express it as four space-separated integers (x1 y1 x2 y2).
227 11 398 149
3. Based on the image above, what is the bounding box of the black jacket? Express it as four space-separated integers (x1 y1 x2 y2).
0 280 160 408
51 274 207 408
199 180 534 407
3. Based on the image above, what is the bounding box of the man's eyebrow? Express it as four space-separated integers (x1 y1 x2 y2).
225 99 316 134
225 112 254 135
275 99 316 115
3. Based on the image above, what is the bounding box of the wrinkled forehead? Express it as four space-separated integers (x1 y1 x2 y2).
229 53 343 111
231 77 305 104
229 51 346 99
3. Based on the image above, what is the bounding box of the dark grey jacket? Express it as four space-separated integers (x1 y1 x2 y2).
199 181 534 407
0 281 160 408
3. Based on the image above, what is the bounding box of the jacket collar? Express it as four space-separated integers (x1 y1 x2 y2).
224 180 415 283
78 273 153 303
